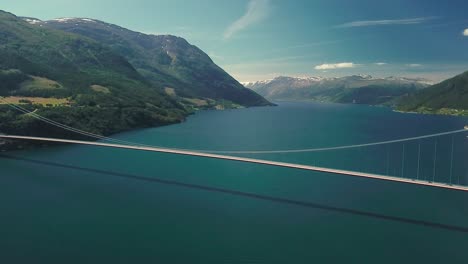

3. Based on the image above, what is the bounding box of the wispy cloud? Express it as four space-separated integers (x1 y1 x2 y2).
336 17 434 28
267 40 341 54
224 0 270 39
407 64 422 67
463 28 468 36
375 62 387 66
224 56 306 69
208 52 225 61
314 62 356 70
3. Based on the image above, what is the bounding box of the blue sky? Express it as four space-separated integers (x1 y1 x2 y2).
3 0 468 82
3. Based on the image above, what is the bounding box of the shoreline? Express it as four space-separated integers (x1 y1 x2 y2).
394 108 468 117
2 101 466 153
272 98 468 117
0 103 273 152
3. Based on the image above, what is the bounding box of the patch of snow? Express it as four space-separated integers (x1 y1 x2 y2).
242 79 274 86
356 74 373 79
53 17 75 23
241 81 256 86
24 18 41 25
295 76 325 82
49 17 96 23
244 74 433 87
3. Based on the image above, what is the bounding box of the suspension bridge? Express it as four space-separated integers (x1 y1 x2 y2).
0 97 467 192
1 132 467 192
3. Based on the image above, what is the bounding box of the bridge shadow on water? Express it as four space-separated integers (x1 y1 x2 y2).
1 153 468 234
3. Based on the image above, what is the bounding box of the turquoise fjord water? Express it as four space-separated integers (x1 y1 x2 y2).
0 101 467 263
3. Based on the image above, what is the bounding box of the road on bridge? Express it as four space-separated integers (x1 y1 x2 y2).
1 135 467 192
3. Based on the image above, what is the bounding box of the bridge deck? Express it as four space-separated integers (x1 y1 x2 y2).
1 135 467 192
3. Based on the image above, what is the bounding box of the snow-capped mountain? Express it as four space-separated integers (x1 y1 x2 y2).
241 76 327 88
50 17 98 23
244 75 432 105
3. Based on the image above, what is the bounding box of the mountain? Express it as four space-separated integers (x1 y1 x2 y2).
0 10 191 147
397 71 468 115
33 17 271 107
244 75 431 105
0 10 272 150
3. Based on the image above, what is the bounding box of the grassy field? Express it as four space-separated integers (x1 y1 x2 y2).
182 97 208 106
90 84 111 94
20 76 63 91
164 87 176 96
0 96 69 106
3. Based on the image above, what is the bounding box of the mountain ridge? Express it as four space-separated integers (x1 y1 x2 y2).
0 9 187 142
243 75 433 87
0 9 271 150
244 75 431 105
396 71 468 115
31 16 271 107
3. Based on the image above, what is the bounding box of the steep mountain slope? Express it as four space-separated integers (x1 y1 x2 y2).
397 71 468 115
0 10 186 143
244 75 431 104
36 17 271 107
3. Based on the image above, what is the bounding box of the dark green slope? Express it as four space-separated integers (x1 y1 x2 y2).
40 18 271 106
397 71 468 114
331 85 421 105
0 10 186 143
1 12 141 93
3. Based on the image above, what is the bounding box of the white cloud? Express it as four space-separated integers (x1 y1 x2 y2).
336 17 433 28
407 64 422 67
223 0 270 39
314 62 355 70
463 29 468 36
375 62 387 66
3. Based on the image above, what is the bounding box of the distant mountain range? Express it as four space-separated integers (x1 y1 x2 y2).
243 75 432 105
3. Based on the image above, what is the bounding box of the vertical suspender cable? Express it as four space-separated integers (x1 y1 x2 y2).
417 141 421 180
433 140 438 182
401 144 405 178
449 135 454 185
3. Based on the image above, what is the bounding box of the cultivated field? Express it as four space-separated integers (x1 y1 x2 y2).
0 96 69 106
